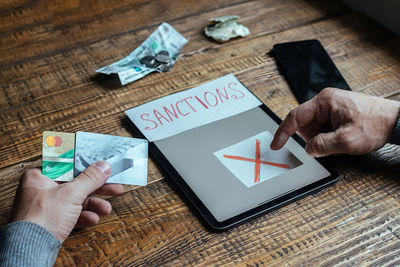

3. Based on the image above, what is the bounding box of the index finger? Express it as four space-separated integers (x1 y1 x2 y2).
270 97 318 150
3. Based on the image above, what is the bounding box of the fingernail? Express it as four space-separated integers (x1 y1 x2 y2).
95 161 112 177
270 142 278 150
272 132 288 150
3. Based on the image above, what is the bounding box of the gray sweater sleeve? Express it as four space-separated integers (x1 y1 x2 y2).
0 221 61 267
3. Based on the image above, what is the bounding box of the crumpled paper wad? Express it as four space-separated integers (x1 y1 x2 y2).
204 15 250 43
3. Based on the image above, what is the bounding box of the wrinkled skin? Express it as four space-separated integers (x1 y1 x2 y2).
9 161 124 242
270 88 400 157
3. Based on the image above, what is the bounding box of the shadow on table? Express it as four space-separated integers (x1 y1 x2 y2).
307 0 400 64
91 73 123 90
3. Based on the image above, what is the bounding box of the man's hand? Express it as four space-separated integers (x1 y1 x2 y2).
9 161 124 242
270 88 400 157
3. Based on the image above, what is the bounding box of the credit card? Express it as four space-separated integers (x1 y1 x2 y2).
74 132 148 185
42 131 75 181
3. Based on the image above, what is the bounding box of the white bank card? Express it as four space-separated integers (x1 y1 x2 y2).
125 74 262 141
74 132 148 185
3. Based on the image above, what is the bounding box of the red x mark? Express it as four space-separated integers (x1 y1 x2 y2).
223 139 290 183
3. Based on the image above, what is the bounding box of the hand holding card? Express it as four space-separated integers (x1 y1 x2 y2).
10 161 124 242
74 132 148 185
42 131 148 186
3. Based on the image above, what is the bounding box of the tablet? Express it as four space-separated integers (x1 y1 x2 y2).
125 74 338 231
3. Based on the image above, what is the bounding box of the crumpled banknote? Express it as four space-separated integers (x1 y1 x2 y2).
204 15 250 43
96 22 188 85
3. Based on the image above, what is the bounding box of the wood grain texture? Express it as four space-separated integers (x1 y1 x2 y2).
1 0 400 266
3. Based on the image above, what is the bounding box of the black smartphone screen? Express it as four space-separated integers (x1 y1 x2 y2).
273 40 350 103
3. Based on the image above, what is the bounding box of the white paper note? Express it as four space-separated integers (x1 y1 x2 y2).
125 74 262 141
214 131 303 188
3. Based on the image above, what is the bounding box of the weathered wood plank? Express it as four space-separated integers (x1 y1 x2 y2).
50 150 400 266
0 0 349 109
1 0 400 266
0 0 352 168
1 11 399 170
2 127 400 265
0 0 244 67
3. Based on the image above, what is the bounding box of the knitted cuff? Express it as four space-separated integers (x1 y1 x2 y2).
0 221 61 267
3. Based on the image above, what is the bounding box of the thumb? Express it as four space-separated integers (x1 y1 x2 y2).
305 131 342 157
67 161 112 200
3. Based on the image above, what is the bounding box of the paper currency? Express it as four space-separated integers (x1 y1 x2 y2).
96 22 188 86
42 131 75 181
205 15 250 43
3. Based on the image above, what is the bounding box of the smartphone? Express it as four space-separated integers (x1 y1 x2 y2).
273 40 351 103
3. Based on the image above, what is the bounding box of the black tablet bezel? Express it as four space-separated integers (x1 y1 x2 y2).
126 91 339 232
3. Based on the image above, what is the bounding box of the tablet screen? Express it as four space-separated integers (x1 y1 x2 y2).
126 74 333 223
154 107 331 222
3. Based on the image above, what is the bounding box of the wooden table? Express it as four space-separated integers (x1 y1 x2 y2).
1 0 400 265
